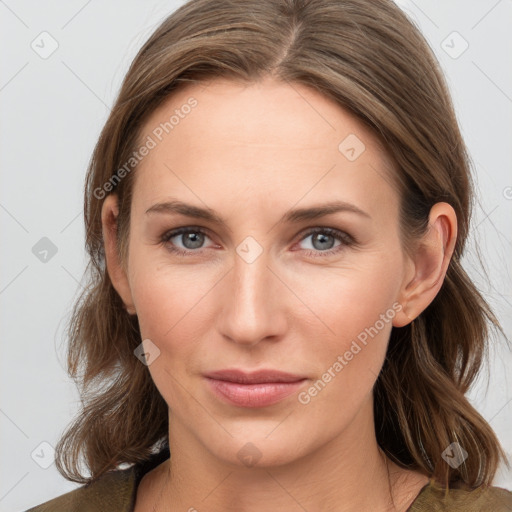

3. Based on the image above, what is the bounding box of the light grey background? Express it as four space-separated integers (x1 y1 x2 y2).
1 1 511 510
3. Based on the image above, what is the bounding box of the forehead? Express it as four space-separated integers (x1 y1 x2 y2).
132 77 399 219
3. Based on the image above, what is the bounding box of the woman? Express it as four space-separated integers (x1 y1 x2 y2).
27 0 512 510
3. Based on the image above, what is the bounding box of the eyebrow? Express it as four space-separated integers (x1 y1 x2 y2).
145 199 371 225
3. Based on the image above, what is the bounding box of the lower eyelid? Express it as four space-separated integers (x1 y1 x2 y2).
297 237 352 257
161 227 355 255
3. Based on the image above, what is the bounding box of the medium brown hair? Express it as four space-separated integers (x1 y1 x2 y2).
55 0 508 489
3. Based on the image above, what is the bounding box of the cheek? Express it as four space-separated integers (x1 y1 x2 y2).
293 254 402 404
128 266 216 413
128 259 221 361
291 253 402 346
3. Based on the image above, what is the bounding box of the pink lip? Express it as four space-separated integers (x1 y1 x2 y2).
204 369 307 408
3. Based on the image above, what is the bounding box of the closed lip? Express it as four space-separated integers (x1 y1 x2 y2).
204 369 307 384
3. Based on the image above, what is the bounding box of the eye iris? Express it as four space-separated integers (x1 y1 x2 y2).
312 232 335 250
182 231 204 249
173 230 341 251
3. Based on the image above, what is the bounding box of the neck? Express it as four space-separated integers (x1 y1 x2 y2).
153 398 423 512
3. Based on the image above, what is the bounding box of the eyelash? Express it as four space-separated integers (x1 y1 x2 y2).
160 226 356 258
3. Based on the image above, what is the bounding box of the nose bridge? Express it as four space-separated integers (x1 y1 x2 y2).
234 249 269 309
218 243 285 345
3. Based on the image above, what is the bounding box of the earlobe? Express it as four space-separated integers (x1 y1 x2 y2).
101 195 136 315
392 202 457 328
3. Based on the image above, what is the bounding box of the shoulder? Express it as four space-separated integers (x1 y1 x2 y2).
25 466 137 512
409 481 512 511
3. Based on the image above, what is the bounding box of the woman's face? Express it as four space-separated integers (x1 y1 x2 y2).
114 77 415 467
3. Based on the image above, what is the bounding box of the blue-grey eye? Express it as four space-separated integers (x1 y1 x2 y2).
299 230 341 252
174 230 206 250
311 232 337 250
162 228 211 252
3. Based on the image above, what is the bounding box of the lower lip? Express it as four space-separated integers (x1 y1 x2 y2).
205 378 307 408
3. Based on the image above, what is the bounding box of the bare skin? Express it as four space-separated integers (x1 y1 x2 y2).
102 77 457 511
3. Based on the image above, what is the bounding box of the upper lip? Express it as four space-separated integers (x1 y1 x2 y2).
205 369 306 384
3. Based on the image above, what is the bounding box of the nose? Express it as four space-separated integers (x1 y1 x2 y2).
217 248 288 347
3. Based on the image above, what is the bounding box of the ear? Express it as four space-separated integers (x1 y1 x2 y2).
393 202 457 327
101 194 136 315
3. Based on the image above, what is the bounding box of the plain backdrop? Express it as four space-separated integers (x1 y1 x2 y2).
1 1 511 510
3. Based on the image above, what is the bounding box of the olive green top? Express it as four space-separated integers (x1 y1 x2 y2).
26 449 512 511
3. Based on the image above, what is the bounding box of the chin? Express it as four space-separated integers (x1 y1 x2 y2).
201 428 311 470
